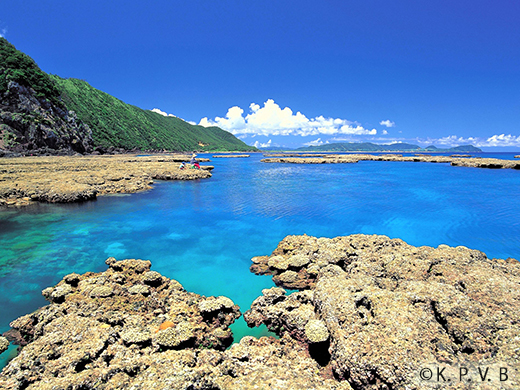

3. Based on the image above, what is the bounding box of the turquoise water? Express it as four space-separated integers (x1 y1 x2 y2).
1 153 520 367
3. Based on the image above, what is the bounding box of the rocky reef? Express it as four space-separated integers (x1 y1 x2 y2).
1 235 519 389
0 258 349 390
262 154 520 170
248 234 520 389
0 337 8 355
0 155 213 206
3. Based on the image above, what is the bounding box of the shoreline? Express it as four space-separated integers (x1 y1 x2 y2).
0 155 213 207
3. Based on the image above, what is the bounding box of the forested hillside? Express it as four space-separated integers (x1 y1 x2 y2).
0 37 255 154
51 76 255 152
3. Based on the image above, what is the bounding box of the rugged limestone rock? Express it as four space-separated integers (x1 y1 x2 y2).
262 153 520 170
0 258 349 390
0 154 212 206
1 80 94 155
2 236 519 389
0 337 8 354
247 234 520 389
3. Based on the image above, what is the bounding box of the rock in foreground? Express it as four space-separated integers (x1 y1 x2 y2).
2 236 519 389
0 258 238 389
248 234 520 389
0 258 347 390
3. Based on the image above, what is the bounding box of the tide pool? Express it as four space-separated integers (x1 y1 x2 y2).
1 153 520 368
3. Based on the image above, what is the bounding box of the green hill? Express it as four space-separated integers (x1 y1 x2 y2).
1 38 93 154
0 37 255 154
50 76 255 152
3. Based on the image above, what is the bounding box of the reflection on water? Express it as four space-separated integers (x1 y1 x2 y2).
1 153 520 368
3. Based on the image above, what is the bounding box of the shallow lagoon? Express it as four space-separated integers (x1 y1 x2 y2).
1 152 520 366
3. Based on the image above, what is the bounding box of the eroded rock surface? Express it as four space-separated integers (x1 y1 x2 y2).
0 258 240 389
0 258 348 390
0 155 212 206
261 153 520 170
247 234 520 389
2 236 519 389
0 337 8 354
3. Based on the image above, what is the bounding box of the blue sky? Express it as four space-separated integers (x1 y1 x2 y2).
1 1 519 150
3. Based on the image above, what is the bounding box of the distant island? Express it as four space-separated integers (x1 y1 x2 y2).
295 142 482 153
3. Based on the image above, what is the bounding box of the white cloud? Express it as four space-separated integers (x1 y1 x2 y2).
339 125 377 135
380 120 395 128
483 134 520 147
423 135 478 146
215 106 247 131
252 139 272 148
303 138 325 147
382 130 388 135
417 134 520 148
151 108 176 117
199 99 377 137
0 28 7 38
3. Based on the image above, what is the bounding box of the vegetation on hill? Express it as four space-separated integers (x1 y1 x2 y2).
0 37 255 153
1 38 94 154
51 76 255 152
297 142 482 153
0 38 64 109
424 144 482 153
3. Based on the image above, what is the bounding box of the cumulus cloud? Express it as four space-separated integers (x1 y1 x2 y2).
431 135 479 146
252 139 272 148
151 108 176 117
199 99 377 137
303 138 325 147
483 134 520 147
379 120 395 128
201 106 247 131
382 130 388 135
417 134 520 148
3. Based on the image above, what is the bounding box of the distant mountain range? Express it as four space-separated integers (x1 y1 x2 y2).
294 142 482 153
0 37 256 155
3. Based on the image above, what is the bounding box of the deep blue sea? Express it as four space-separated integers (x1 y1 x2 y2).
1 152 519 367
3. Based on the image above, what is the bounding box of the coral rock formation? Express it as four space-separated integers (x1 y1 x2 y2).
0 155 212 206
0 257 351 390
262 153 520 170
2 235 519 389
248 234 520 389
0 258 240 389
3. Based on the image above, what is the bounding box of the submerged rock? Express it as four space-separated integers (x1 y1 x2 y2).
247 234 520 389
